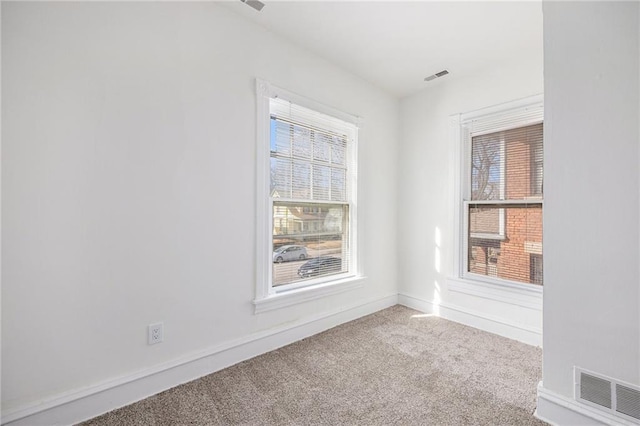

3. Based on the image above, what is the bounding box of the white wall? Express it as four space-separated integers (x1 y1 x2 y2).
397 53 544 343
1 2 399 422
541 0 640 400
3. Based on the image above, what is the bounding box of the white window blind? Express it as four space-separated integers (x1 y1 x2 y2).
268 97 358 289
462 100 543 286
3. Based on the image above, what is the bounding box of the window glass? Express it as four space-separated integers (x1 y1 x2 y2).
267 96 356 291
467 122 543 286
468 205 542 285
272 202 348 287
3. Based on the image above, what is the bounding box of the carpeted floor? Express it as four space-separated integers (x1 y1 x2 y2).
81 305 546 425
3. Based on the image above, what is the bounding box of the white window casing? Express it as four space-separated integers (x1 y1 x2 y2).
254 79 364 313
450 94 544 308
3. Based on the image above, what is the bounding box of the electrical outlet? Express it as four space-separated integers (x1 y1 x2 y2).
148 322 163 345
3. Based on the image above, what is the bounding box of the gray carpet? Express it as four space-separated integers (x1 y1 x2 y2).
81 305 545 425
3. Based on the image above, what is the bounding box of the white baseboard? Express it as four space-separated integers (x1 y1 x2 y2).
2 293 398 426
397 292 542 347
535 381 638 426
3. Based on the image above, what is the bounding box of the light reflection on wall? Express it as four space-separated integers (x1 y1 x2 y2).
433 280 441 316
433 227 442 316
435 226 441 273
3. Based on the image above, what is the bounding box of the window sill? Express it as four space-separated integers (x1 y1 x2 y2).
447 276 542 311
253 275 366 314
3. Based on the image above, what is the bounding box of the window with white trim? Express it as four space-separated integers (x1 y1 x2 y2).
459 97 544 287
255 80 360 306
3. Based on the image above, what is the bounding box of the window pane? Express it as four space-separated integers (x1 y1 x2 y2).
530 254 543 285
331 168 346 202
272 202 348 287
530 141 543 196
271 118 350 203
471 123 543 201
313 165 331 200
331 137 346 166
469 206 501 236
313 133 331 162
291 161 310 199
270 118 291 156
471 133 502 200
270 157 291 198
468 204 543 285
292 125 312 159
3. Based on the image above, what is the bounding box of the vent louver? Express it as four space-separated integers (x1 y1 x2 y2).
576 368 640 423
617 384 640 420
580 373 612 408
424 70 449 82
240 0 265 12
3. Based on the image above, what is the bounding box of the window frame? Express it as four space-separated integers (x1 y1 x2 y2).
450 95 544 305
254 79 364 313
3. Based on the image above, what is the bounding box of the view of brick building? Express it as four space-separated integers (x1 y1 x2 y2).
468 123 543 285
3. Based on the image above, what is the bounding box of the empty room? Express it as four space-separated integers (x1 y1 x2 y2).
2 1 639 425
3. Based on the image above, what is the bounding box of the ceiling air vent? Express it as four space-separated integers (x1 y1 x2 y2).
576 368 640 422
240 0 265 12
424 70 449 82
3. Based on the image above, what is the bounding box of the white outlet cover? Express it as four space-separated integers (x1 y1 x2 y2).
148 322 164 345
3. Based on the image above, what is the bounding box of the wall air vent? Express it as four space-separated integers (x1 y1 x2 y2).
576 367 640 423
617 384 640 420
580 373 612 408
424 70 449 82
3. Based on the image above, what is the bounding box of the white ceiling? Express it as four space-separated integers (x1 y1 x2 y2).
224 1 543 99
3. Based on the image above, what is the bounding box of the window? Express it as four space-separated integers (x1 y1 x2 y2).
255 80 361 311
530 254 543 285
459 96 544 288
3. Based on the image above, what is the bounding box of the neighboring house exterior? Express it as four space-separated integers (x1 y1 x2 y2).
468 123 543 285
273 204 329 236
272 196 344 246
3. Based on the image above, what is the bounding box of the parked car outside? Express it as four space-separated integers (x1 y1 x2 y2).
297 256 342 278
273 245 308 263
